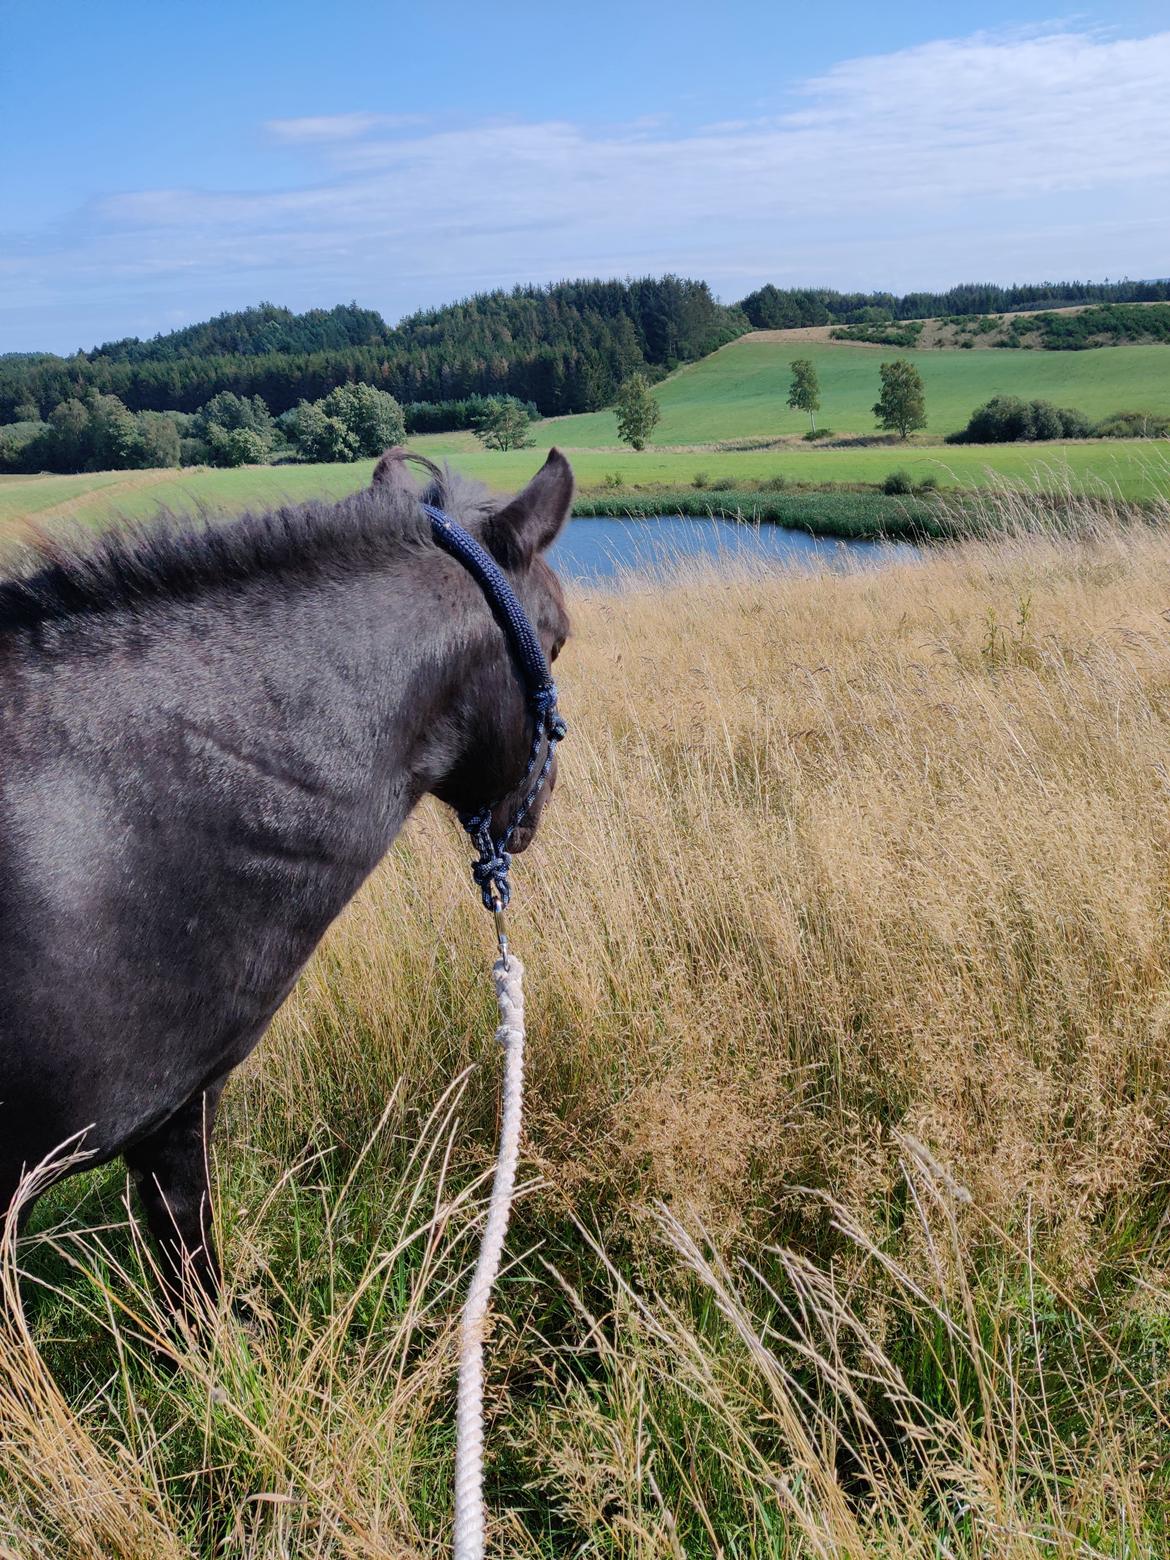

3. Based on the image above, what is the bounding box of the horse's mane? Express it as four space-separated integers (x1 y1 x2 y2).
0 458 495 634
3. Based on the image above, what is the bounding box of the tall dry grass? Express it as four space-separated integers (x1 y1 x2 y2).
4 498 1170 1556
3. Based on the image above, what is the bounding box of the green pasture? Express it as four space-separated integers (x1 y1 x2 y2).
411 435 1170 502
536 335 1170 445
1 434 1167 535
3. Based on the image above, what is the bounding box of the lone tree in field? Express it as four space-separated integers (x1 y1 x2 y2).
787 358 821 432
473 396 535 451
615 373 661 451
873 360 927 440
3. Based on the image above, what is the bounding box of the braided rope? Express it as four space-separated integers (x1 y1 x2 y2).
452 952 527 1560
421 501 553 697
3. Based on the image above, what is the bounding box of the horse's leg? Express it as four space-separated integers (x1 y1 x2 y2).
123 1076 228 1320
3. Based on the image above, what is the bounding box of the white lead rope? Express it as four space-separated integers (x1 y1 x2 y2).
453 951 526 1560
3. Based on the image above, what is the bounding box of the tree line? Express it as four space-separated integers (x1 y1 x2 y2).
0 382 549 474
0 277 744 425
5 276 1167 432
0 385 410 474
740 278 1170 331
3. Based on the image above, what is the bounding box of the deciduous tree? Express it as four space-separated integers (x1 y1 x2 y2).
319 383 405 456
873 361 927 439
615 373 661 451
787 359 821 431
286 401 359 462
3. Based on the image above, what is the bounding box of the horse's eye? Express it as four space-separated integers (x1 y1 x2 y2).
550 637 565 663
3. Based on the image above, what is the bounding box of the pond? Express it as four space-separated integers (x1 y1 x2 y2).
549 515 918 583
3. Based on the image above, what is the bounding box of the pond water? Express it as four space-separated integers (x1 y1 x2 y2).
549 515 917 583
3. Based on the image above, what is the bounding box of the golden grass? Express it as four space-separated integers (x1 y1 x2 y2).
4 500 1170 1555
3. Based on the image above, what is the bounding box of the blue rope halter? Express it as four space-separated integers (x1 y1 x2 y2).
422 501 567 917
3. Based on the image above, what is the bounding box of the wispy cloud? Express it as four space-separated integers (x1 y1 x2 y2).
264 112 427 143
5 27 1169 350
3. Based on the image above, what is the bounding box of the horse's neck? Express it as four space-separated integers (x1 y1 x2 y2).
173 576 437 863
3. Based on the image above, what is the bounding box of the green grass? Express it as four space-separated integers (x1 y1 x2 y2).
407 437 1170 503
1 435 1167 538
577 487 962 540
533 335 1170 445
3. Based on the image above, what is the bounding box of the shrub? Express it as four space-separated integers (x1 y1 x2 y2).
882 469 914 495
0 419 48 472
1012 301 1170 349
1095 410 1170 439
916 473 940 493
405 396 537 435
1029 401 1065 441
691 471 709 489
832 321 924 348
803 427 833 440
1054 406 1094 438
947 395 1094 444
215 427 269 467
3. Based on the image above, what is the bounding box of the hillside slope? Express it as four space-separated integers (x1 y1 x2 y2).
540 334 1170 445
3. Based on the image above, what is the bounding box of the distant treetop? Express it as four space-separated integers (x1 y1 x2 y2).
737 278 1170 330
87 302 391 364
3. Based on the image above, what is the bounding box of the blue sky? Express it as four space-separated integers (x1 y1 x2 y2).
3 1 1169 353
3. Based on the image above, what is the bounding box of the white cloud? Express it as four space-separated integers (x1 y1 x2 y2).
264 112 427 142
5 27 1170 349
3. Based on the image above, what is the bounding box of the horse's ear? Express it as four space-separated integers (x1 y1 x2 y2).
372 447 417 492
482 449 573 569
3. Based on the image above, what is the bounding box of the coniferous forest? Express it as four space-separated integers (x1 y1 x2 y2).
0 278 742 426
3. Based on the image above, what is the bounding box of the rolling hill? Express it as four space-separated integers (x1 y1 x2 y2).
537 333 1170 446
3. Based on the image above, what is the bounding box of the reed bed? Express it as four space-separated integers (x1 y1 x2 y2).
3 495 1170 1556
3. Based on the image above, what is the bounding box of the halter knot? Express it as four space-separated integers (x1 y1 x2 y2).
531 681 560 716
469 843 513 910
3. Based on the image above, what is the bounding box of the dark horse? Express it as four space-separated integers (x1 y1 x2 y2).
0 447 572 1313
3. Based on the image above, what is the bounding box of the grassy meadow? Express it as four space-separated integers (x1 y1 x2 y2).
539 334 1170 445
5 494 1170 1555
2 431 1169 539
